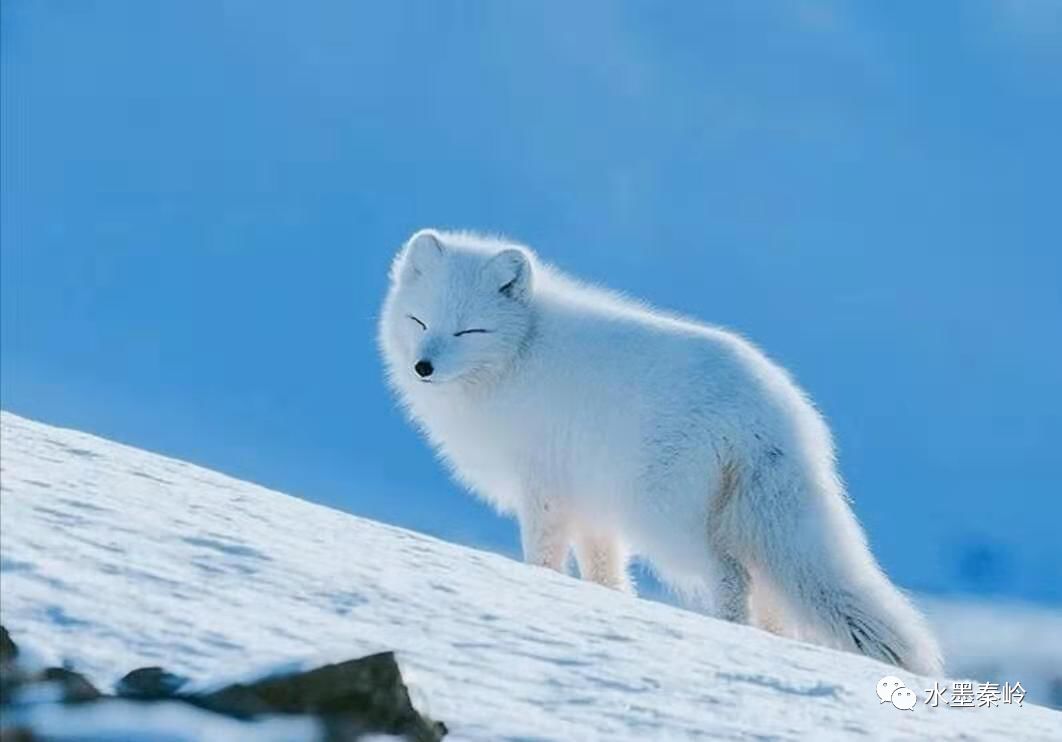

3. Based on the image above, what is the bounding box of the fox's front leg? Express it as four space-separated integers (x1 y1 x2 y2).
574 531 635 594
517 492 571 572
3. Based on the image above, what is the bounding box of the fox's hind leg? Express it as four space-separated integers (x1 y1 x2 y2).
713 552 751 623
574 529 634 593
705 456 752 624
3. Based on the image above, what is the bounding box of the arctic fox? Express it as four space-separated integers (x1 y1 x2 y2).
379 229 943 675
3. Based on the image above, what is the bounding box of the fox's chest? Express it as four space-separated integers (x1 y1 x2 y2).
413 397 539 509
409 385 643 509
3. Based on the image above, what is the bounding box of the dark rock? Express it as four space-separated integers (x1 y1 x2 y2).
0 625 444 740
40 667 101 702
0 727 39 742
190 652 444 740
0 626 17 664
116 666 189 700
0 627 23 707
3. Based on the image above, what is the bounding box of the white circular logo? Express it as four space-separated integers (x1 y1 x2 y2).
876 676 905 704
891 686 917 711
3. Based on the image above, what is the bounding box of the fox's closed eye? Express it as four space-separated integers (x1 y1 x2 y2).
407 315 427 330
454 328 491 337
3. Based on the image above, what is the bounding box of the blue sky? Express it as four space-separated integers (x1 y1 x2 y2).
3 1 1060 603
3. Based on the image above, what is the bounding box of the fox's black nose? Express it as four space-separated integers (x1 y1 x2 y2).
414 359 434 378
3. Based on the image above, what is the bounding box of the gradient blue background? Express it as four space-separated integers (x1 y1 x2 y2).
3 1 1060 603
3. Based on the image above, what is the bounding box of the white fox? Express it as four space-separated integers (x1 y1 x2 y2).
379 229 943 675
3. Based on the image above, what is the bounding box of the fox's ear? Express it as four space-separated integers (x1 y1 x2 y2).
395 230 444 282
486 248 533 301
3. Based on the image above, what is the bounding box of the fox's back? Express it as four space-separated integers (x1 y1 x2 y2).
519 286 800 435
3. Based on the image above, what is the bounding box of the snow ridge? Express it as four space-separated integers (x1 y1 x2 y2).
0 412 1057 740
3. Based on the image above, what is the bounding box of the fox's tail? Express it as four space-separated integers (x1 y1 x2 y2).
748 497 943 676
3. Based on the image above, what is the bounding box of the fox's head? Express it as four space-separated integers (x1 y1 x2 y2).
380 230 535 389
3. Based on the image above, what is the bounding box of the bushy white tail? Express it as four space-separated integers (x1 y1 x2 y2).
752 504 943 676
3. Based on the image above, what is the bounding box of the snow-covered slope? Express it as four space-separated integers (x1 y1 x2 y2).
1 412 1057 740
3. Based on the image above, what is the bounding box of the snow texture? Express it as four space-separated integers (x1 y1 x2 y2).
1 412 1058 740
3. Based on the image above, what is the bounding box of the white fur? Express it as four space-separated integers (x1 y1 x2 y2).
379 229 943 675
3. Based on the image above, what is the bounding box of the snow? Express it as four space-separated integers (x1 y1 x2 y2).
11 701 320 742
1 411 1058 740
